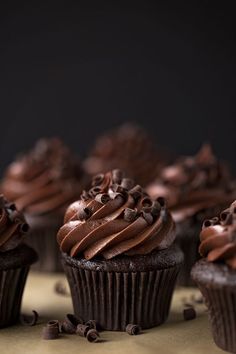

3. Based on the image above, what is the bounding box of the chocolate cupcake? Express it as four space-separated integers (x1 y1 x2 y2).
0 195 37 328
83 123 163 187
191 201 236 353
1 138 86 272
57 169 183 331
147 144 235 286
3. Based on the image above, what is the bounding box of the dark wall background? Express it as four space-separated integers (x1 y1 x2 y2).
0 1 235 174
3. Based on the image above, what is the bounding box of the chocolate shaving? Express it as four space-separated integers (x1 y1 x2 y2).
54 281 70 297
124 208 137 222
95 193 110 204
126 324 141 335
121 178 135 190
86 329 100 342
77 207 92 221
61 314 81 334
20 310 38 326
183 307 196 321
112 169 123 184
76 324 90 337
92 173 104 186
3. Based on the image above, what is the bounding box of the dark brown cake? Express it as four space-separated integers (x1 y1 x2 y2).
191 200 236 353
1 138 86 272
0 195 38 328
57 169 183 331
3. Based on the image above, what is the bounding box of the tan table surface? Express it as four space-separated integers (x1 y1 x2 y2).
0 272 224 354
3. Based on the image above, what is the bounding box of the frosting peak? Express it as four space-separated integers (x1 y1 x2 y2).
199 200 236 269
1 138 84 215
57 169 175 260
0 194 29 252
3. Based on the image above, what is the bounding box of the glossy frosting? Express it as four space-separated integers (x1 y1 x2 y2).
2 138 84 216
83 123 162 186
0 194 29 252
199 200 236 269
147 144 234 222
57 169 175 260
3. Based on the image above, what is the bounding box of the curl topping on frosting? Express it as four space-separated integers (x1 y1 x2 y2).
57 169 175 260
199 200 236 269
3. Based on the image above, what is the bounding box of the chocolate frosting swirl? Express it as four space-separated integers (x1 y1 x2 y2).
199 200 236 269
147 144 235 222
57 169 175 260
1 138 85 216
0 194 29 252
83 123 163 187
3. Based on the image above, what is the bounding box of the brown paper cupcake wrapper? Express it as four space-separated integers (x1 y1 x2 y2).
63 262 180 331
0 266 29 328
196 282 236 353
27 227 62 272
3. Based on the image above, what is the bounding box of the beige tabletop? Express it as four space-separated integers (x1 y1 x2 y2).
0 272 224 354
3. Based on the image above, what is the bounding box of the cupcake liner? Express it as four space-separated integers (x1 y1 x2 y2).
0 266 29 328
26 226 63 272
196 282 236 353
63 261 180 331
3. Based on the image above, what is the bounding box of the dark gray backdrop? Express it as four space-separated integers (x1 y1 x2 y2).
0 1 235 174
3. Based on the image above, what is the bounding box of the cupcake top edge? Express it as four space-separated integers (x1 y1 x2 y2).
0 194 29 252
1 137 85 216
199 200 236 269
57 169 176 260
147 143 235 222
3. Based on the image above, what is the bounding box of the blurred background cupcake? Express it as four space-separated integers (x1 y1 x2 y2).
191 200 236 353
83 122 166 187
57 169 183 330
0 194 37 328
1 137 87 272
147 144 236 286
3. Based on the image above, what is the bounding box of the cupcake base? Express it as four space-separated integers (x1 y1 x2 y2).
25 213 63 272
191 259 236 353
62 244 184 331
0 244 38 328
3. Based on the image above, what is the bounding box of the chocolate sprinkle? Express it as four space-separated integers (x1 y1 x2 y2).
126 324 141 335
61 314 81 334
76 324 90 337
86 329 100 342
183 307 196 321
20 310 38 326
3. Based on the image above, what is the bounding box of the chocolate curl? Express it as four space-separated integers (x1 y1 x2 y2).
92 173 104 186
141 211 153 225
126 324 141 335
81 190 90 201
85 320 100 330
95 193 110 204
77 207 92 221
202 217 219 229
183 307 196 321
151 200 161 216
124 208 137 222
19 222 29 233
156 196 166 208
86 329 100 342
220 210 233 226
129 185 143 201
89 186 102 197
120 178 135 190
76 324 90 337
112 169 124 184
61 314 81 334
20 310 38 326
42 320 60 340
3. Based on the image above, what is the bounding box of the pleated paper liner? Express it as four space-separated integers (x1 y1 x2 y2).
62 246 183 331
0 267 29 328
192 259 236 353
25 214 63 272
